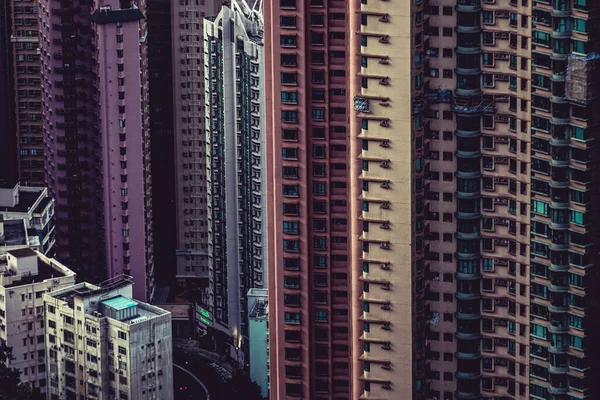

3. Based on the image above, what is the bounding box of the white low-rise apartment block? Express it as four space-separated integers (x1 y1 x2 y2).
0 247 76 393
44 276 173 400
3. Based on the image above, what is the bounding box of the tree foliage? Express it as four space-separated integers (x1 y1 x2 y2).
224 369 266 400
0 343 43 400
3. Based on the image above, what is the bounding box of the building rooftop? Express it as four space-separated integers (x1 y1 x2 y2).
49 276 170 324
157 303 191 319
1 219 27 247
33 197 52 214
0 251 74 289
7 247 36 258
249 299 268 319
0 188 43 213
102 295 138 311
53 276 134 300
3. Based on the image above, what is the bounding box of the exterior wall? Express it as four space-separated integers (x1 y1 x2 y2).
349 0 419 397
147 0 177 286
249 312 269 398
40 0 103 280
0 253 75 393
172 0 221 301
95 1 149 301
248 288 269 397
39 0 152 300
0 0 17 186
265 0 352 398
11 0 44 186
527 1 600 399
204 0 265 343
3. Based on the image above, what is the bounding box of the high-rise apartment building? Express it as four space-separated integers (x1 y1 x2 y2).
204 0 266 350
348 0 600 399
0 0 17 187
171 0 221 300
44 276 173 400
527 1 598 399
147 0 177 287
349 1 420 397
265 0 600 399
39 0 153 300
0 248 76 394
264 0 352 397
11 0 44 186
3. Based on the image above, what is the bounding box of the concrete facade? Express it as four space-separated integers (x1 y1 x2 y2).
172 0 221 301
0 0 17 187
264 0 352 397
12 0 44 185
0 249 76 393
204 0 266 348
39 0 153 301
44 276 173 400
146 0 177 286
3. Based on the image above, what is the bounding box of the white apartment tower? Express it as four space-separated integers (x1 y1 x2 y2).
44 276 173 400
204 0 266 349
0 248 76 393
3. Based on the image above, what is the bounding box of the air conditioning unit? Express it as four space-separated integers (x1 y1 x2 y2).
381 222 390 229
380 181 390 189
379 14 389 23
380 202 390 209
380 119 389 127
380 242 390 250
380 160 390 168
380 263 390 270
380 140 390 148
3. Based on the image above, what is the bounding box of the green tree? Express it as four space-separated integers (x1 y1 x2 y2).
224 369 265 400
0 343 43 400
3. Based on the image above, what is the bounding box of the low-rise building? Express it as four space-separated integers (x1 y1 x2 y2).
44 276 173 400
0 248 76 393
0 183 55 254
247 288 268 398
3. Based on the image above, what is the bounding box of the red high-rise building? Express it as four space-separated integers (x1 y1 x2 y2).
264 0 352 397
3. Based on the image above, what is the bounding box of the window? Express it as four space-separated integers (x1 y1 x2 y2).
282 110 298 122
280 16 297 28
315 310 327 321
282 148 298 159
283 221 299 234
281 91 298 103
312 108 325 121
281 72 297 84
280 35 297 47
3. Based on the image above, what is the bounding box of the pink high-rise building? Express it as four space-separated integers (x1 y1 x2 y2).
39 0 153 301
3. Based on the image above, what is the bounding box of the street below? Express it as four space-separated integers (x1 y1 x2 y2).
174 363 209 400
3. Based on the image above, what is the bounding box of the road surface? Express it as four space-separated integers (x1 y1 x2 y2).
174 363 209 400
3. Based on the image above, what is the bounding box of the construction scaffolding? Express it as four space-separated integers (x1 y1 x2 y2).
565 52 600 105
354 96 370 113
412 89 452 115
452 93 495 114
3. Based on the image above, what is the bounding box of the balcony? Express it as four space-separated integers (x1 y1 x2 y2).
455 0 481 12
